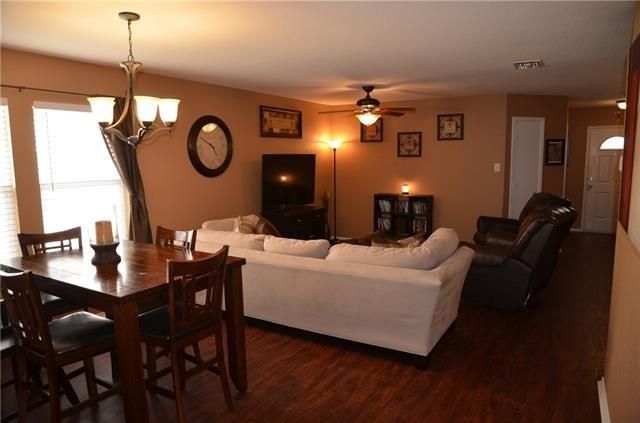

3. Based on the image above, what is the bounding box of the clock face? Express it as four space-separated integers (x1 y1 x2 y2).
188 116 233 177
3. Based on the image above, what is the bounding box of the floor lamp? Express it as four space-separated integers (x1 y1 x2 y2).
328 140 342 241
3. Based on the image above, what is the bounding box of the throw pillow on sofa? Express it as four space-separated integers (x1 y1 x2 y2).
263 236 330 259
196 230 266 251
233 215 261 234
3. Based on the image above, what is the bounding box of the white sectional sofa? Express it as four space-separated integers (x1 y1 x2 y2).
196 216 474 365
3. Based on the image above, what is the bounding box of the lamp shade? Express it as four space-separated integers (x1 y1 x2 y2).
159 98 180 125
402 184 410 195
356 112 381 126
328 140 342 149
134 96 159 126
87 97 115 125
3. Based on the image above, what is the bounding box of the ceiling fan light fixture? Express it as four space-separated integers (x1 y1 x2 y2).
356 111 381 126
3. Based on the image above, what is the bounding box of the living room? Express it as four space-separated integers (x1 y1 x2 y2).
1 2 639 422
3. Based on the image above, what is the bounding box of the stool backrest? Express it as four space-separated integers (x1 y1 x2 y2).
156 226 197 252
0 271 52 355
166 245 228 339
18 227 83 257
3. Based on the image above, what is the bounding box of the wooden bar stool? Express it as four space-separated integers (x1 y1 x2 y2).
140 246 233 422
0 271 119 422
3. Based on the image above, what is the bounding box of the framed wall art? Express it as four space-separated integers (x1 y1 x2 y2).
437 113 464 141
545 139 565 165
360 119 383 142
260 105 302 138
397 132 422 157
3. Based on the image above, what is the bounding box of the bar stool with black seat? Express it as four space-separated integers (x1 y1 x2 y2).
17 227 86 318
155 225 197 252
0 270 119 422
140 245 233 422
155 225 201 360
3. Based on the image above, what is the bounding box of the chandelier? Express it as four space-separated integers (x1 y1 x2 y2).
87 12 179 147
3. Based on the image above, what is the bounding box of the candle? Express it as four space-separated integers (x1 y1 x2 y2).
95 220 114 244
402 184 410 195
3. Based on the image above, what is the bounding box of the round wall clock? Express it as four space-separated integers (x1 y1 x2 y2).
187 115 233 177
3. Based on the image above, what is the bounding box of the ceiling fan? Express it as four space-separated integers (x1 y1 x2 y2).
319 85 416 126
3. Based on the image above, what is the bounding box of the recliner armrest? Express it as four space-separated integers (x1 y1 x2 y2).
476 216 519 234
460 242 509 267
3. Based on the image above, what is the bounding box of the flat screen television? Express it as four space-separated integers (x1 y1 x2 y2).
262 154 315 211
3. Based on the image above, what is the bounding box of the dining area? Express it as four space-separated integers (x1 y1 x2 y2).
0 225 248 422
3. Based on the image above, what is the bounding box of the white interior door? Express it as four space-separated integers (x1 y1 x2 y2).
509 117 545 218
582 125 624 233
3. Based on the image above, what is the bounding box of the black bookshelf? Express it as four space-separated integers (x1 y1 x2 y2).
373 194 433 236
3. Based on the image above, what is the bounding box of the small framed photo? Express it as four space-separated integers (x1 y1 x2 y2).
545 139 565 165
397 132 422 157
260 105 302 138
437 113 464 140
360 119 383 142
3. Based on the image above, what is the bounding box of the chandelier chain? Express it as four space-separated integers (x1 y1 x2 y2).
127 19 134 62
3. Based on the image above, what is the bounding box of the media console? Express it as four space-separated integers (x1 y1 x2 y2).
262 206 327 240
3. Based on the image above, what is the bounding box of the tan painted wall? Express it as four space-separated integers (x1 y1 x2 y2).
603 3 640 421
566 107 624 228
503 94 568 214
328 95 507 241
0 48 332 235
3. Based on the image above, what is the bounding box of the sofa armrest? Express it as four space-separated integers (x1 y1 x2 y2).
476 216 519 234
483 230 517 250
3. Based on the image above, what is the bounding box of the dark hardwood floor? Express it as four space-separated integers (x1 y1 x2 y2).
1 232 614 422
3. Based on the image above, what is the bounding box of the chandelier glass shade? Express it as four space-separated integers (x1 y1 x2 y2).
87 12 179 147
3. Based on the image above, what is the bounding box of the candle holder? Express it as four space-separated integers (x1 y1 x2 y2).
88 207 121 266
90 242 121 265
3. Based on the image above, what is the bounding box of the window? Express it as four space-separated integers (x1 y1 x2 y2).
33 102 128 245
600 136 624 150
0 100 20 259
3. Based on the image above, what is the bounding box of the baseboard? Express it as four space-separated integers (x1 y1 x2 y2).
570 227 584 232
597 377 611 423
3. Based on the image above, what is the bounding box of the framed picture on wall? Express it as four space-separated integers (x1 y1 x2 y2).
437 113 464 140
360 119 383 142
545 139 565 165
397 132 422 157
259 105 302 138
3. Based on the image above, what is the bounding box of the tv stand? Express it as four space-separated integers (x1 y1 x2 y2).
262 206 327 240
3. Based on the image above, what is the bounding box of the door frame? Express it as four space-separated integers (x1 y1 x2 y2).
580 125 625 231
509 116 545 218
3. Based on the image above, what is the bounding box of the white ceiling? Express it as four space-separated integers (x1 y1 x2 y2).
0 1 635 106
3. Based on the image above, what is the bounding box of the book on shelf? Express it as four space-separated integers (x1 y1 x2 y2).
378 199 392 213
377 217 392 230
395 199 409 214
412 201 427 215
412 219 426 233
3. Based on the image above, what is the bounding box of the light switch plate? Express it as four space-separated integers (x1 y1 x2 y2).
493 163 501 173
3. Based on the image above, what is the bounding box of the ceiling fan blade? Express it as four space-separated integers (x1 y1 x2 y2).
379 111 405 117
383 107 417 112
318 109 358 114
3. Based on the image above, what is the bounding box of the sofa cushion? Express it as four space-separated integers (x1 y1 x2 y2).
202 217 237 232
326 228 459 270
264 236 330 259
196 230 265 251
371 232 428 248
419 228 460 268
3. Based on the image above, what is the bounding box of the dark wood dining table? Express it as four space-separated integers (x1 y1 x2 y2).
1 240 247 422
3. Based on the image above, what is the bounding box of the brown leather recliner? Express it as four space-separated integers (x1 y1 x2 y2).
462 204 577 310
473 192 572 249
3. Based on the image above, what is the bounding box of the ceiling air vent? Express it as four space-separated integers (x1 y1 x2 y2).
513 60 545 70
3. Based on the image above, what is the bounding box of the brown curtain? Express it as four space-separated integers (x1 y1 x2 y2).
101 98 152 243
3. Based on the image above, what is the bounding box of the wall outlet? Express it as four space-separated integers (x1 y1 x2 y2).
493 163 502 173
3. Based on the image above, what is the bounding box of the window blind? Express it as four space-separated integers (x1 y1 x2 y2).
0 102 20 258
33 104 129 246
